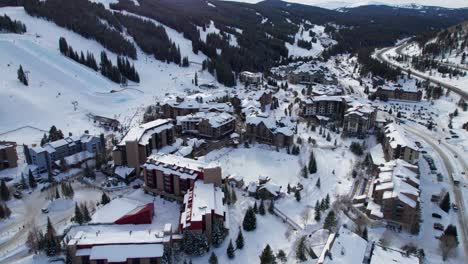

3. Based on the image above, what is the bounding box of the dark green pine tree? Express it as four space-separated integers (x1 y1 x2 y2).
325 194 330 209
28 169 37 189
314 201 321 221
227 239 235 259
82 203 91 223
323 211 337 231
302 166 308 178
259 244 276 264
209 252 218 264
74 202 83 224
259 199 266 215
55 188 60 199
0 180 10 201
316 178 321 189
236 227 244 249
101 192 110 205
243 207 257 231
17 65 28 86
308 152 317 174
268 200 274 214
296 236 307 261
440 192 451 213
295 189 301 202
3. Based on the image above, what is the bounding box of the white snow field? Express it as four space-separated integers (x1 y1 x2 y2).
0 7 217 144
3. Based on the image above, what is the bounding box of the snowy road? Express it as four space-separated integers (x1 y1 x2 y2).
375 44 468 100
403 124 468 257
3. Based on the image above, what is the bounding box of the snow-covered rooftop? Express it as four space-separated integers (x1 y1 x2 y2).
384 123 419 150
370 144 386 166
370 244 419 264
87 244 163 262
176 111 234 128
246 113 295 137
144 154 217 180
119 119 173 146
318 226 368 264
180 181 225 228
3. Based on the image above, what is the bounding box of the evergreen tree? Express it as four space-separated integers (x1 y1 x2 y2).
74 202 83 224
259 244 276 264
209 252 218 264
20 173 28 189
227 239 235 259
0 204 4 219
0 180 10 201
268 200 274 214
325 194 330 209
440 192 451 213
17 65 28 86
253 201 258 214
277 250 287 263
326 132 331 142
82 203 91 223
242 207 257 231
287 184 291 194
259 199 266 215
44 217 59 256
302 166 308 178
296 236 307 261
182 230 209 256
316 178 321 189
28 169 37 189
194 72 198 86
314 201 321 221
308 152 317 174
101 192 110 205
323 211 337 231
211 218 226 248
161 244 172 264
236 227 244 249
295 189 301 202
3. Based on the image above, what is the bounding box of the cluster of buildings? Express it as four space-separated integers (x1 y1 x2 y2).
354 123 422 232
317 226 420 264
300 95 378 137
24 133 102 173
270 61 337 85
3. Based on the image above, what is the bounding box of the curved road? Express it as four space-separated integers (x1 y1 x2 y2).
375 44 468 100
403 124 468 256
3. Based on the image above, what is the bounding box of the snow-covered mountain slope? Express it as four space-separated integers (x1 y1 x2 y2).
0 7 214 144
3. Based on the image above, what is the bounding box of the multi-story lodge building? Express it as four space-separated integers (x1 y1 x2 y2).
239 71 262 85
176 112 235 139
142 154 222 200
366 159 420 232
180 181 227 242
68 223 174 264
342 103 377 137
0 141 18 170
112 119 175 176
245 113 295 147
24 134 101 173
374 86 422 102
301 95 348 120
160 97 233 119
383 123 420 164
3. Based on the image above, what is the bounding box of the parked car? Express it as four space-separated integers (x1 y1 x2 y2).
431 195 440 203
41 208 49 214
433 223 444 231
432 213 442 219
452 203 459 211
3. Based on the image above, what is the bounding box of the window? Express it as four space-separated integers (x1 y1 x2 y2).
132 259 141 264
150 258 158 264
81 256 90 264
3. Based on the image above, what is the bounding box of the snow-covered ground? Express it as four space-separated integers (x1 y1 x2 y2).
0 7 221 145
